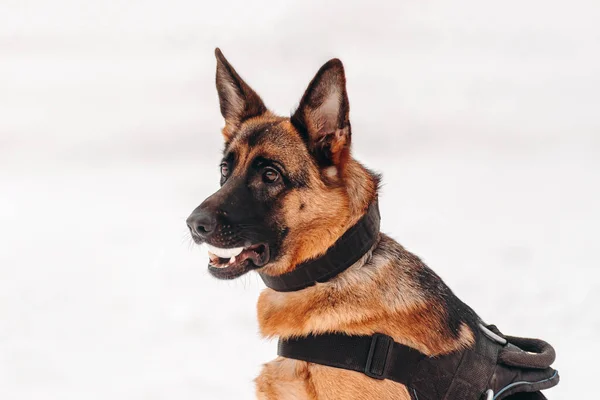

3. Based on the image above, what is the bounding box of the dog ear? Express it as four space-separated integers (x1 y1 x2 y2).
291 58 351 168
215 48 267 140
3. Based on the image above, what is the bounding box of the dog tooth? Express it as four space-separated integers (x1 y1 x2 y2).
230 256 236 264
205 244 244 258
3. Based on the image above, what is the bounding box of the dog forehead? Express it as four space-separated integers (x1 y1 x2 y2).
227 119 309 163
243 119 301 146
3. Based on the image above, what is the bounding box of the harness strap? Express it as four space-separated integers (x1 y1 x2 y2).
278 333 424 384
278 326 559 400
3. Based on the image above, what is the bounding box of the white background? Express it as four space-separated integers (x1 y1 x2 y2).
1 1 598 398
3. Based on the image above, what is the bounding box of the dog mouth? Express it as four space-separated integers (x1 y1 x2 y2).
206 243 270 279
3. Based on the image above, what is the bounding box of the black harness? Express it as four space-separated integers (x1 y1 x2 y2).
258 202 560 399
279 326 559 400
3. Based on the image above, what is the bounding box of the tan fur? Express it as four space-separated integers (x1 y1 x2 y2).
256 358 411 400
209 52 475 399
221 115 475 399
249 122 473 398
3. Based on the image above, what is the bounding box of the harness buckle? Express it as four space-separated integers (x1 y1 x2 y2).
365 333 393 379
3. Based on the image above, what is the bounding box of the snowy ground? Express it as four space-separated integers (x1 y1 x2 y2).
1 1 599 399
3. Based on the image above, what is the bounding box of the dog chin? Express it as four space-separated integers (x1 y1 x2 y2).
206 243 270 280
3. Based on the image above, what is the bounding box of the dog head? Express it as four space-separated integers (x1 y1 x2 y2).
187 49 378 279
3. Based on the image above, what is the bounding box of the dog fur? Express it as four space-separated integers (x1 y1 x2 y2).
191 49 483 399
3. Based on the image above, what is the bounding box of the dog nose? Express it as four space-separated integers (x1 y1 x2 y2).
186 210 217 238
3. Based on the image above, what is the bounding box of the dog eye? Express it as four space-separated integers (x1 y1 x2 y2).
220 163 229 177
262 167 280 184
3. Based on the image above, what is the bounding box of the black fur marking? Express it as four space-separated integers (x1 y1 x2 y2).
290 112 311 145
290 169 309 189
193 169 287 268
299 203 305 211
378 237 480 339
245 121 280 147
414 265 479 338
222 151 236 164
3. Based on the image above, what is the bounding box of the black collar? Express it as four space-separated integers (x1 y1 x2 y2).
258 200 381 292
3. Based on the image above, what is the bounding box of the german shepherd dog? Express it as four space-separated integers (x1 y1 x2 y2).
186 50 553 399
